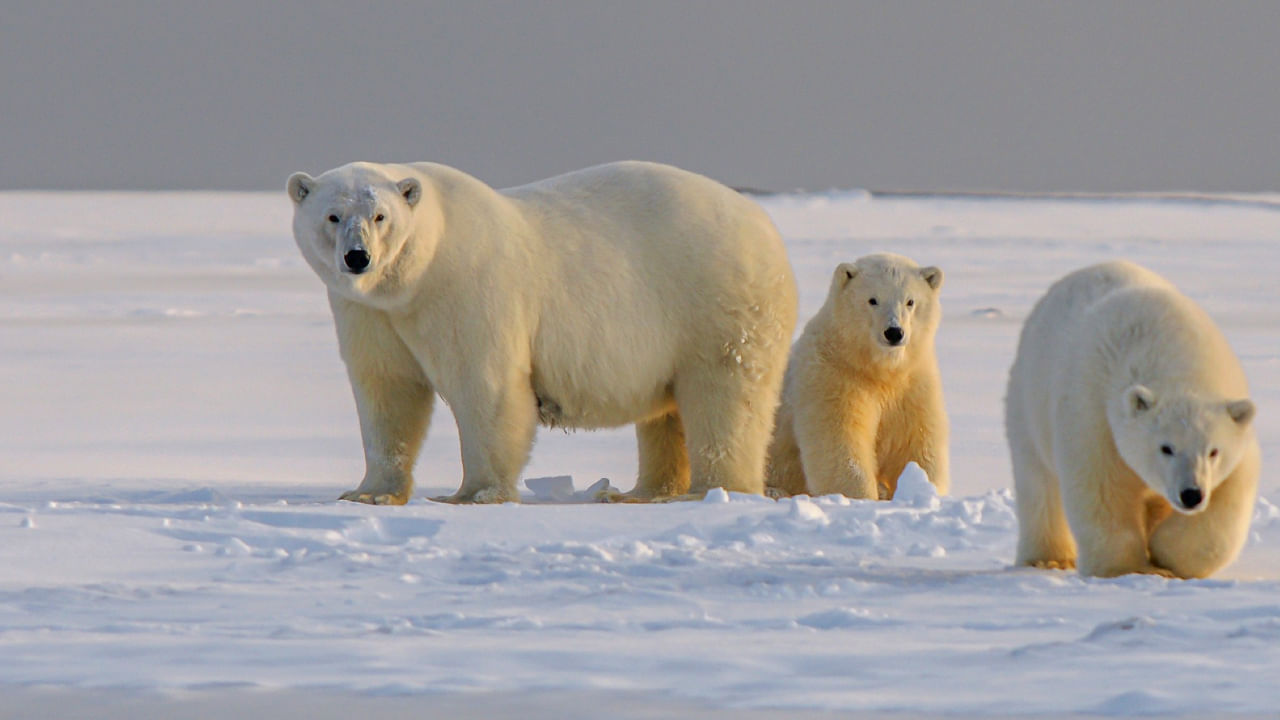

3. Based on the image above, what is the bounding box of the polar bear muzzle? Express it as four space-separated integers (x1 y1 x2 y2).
1178 486 1203 510
343 248 370 274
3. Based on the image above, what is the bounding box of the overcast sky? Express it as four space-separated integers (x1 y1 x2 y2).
3 1 1278 192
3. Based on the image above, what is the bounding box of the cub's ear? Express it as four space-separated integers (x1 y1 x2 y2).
835 262 858 288
920 266 944 290
286 172 314 204
1226 399 1256 426
397 178 422 207
1124 384 1156 416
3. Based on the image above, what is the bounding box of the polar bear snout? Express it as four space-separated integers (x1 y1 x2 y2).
343 247 371 274
1178 486 1204 511
1166 454 1212 514
883 326 905 346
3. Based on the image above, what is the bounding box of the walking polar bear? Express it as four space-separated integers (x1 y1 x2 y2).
766 253 949 500
287 161 797 504
1006 261 1259 578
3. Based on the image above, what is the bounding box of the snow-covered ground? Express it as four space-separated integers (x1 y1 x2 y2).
1 190 1278 716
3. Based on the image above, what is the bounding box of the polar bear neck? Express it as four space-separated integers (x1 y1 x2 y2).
387 163 535 309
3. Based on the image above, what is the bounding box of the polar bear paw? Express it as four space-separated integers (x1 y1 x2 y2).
1136 564 1177 579
594 489 652 504
1027 558 1076 571
430 487 518 504
339 490 409 506
595 489 709 503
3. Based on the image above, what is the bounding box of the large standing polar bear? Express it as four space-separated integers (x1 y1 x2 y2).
287 161 798 504
1006 261 1259 578
766 253 949 500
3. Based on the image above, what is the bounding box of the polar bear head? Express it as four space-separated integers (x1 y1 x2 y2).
828 253 943 365
1112 385 1256 514
287 163 432 307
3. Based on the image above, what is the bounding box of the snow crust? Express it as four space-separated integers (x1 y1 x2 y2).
1 190 1278 714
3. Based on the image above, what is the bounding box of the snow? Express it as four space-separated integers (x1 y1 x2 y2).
1 190 1278 715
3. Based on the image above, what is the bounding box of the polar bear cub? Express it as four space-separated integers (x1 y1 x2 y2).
1006 261 1259 578
766 253 949 500
287 161 797 504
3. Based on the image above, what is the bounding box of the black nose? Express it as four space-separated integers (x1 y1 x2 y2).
883 327 904 345
344 249 370 273
1179 487 1203 509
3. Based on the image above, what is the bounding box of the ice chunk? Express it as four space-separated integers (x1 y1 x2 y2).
524 475 575 502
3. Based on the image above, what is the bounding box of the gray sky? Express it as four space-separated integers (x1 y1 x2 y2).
3 1 1279 192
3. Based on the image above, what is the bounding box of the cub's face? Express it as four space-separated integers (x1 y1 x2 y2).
830 256 943 364
286 165 425 306
1113 385 1256 514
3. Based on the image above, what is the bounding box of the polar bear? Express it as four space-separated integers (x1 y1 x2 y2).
1006 261 1259 578
286 161 797 504
765 253 949 500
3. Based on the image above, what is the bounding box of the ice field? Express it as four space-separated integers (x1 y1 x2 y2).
1 189 1278 716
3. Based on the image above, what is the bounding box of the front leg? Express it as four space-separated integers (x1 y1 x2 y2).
885 370 950 497
1149 447 1259 579
330 293 433 505
343 372 434 504
1059 457 1160 577
794 388 881 499
439 378 538 504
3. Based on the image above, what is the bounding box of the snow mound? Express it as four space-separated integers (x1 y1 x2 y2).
892 461 940 509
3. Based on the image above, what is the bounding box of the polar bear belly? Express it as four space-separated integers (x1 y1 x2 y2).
529 319 683 430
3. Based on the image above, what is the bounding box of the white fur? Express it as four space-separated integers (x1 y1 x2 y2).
288 161 797 504
766 253 949 500
1006 261 1259 578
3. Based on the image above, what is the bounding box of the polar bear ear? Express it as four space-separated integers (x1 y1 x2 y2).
920 266 944 290
1226 399 1256 426
286 172 315 204
1124 384 1156 416
397 178 422 208
835 262 858 288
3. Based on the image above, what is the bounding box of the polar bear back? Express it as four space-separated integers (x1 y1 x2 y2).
504 161 787 316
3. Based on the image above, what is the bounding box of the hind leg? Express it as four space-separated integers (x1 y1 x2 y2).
674 367 777 496
630 412 692 499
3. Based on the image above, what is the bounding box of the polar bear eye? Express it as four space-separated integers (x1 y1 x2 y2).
906 299 915 308
1160 444 1174 456
374 214 385 223
1209 448 1219 459
327 214 340 224
868 298 878 306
